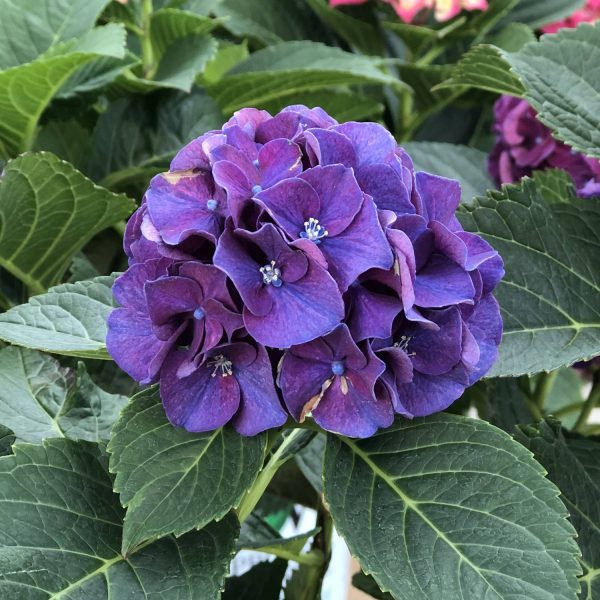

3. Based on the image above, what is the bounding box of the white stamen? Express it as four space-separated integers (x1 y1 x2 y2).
394 335 416 357
300 217 328 244
260 261 282 287
206 354 233 378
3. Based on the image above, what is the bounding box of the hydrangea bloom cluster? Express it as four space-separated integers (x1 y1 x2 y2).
329 0 488 22
489 96 600 197
107 105 503 438
541 0 600 33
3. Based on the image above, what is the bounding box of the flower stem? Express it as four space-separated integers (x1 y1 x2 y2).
139 0 155 78
236 427 308 523
532 370 558 411
574 372 600 433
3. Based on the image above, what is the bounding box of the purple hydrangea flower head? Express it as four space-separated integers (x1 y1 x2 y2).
489 95 600 197
109 105 504 438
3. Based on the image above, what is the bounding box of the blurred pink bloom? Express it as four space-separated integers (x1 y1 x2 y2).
329 0 488 22
542 0 600 33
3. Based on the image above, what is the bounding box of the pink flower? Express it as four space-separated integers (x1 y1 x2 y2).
542 0 600 34
329 0 487 23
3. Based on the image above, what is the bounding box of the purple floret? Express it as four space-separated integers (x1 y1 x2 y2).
489 95 600 197
109 105 504 438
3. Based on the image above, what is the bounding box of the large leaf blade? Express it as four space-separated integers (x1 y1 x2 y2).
108 388 266 554
0 438 238 599
0 153 134 292
324 414 580 600
459 174 600 376
0 275 117 358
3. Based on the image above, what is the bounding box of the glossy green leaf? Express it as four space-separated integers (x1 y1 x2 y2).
352 572 394 600
478 378 533 433
0 346 126 443
403 142 494 202
324 413 580 600
0 153 134 292
208 41 402 114
296 433 326 494
515 420 600 599
459 174 600 376
0 438 239 599
108 388 266 554
0 0 110 68
0 275 117 358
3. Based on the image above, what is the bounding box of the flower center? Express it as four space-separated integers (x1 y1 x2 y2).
331 360 345 376
206 354 233 378
300 217 328 244
260 260 283 287
252 159 259 167
193 307 205 320
251 184 262 196
394 335 415 357
206 199 218 211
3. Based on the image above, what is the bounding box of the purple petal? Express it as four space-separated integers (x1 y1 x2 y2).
258 139 303 187
413 255 475 308
243 259 344 348
146 172 224 244
332 122 396 167
304 128 357 169
160 350 240 432
256 112 303 143
227 343 287 435
357 164 415 215
144 276 201 325
320 198 393 291
415 172 461 226
347 284 402 341
256 178 320 238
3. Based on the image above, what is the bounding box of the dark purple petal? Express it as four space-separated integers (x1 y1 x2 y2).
258 139 303 187
144 276 201 325
304 128 357 169
244 258 344 348
332 122 396 167
357 163 415 215
415 172 461 226
347 283 402 341
413 255 475 308
160 349 240 432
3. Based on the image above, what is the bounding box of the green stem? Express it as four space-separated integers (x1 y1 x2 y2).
552 401 586 419
532 370 558 411
256 545 323 567
574 373 600 433
139 0 155 78
236 428 307 522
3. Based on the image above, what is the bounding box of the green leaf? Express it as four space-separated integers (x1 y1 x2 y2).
0 153 134 292
545 368 585 429
203 40 249 84
0 346 127 443
436 44 525 96
403 142 493 202
0 0 110 68
213 0 331 47
489 22 536 53
208 41 403 114
324 413 580 600
0 438 239 599
304 0 384 55
503 0 586 29
150 8 220 58
86 88 223 188
33 118 92 170
515 420 599 598
459 174 600 376
108 388 266 554
0 425 14 457
504 23 600 160
223 559 288 600
0 53 96 157
479 378 533 433
0 275 117 359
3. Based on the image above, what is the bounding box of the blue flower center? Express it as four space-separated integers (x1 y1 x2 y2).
252 159 259 167
260 260 282 287
300 217 328 244
207 354 233 378
331 360 345 376
251 184 262 196
193 307 205 320
534 136 542 145
206 199 218 211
